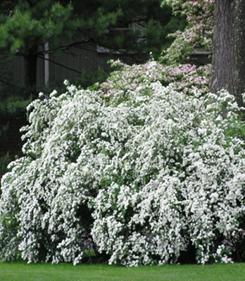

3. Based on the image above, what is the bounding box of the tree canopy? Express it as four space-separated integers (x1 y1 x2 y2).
0 0 181 92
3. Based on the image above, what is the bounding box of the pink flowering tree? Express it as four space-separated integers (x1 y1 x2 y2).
93 59 210 98
162 0 214 62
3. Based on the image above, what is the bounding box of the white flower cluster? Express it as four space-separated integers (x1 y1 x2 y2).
1 81 245 266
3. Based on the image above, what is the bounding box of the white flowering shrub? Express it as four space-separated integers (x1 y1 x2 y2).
92 85 245 265
0 85 107 264
1 78 245 265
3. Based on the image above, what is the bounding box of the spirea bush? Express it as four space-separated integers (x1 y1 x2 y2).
1 80 245 266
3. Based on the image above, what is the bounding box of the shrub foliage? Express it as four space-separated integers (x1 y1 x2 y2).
1 63 245 266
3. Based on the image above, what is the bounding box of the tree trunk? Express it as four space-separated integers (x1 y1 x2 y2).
23 45 38 95
210 0 245 108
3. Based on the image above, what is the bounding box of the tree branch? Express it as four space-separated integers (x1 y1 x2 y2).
37 40 95 56
37 55 82 74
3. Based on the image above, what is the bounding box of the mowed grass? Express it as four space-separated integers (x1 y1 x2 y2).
0 262 245 281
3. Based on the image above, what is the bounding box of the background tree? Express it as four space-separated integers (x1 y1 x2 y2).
0 0 180 94
92 0 183 58
0 0 117 93
210 0 245 108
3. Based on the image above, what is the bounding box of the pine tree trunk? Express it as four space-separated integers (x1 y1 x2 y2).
23 45 38 95
210 0 245 108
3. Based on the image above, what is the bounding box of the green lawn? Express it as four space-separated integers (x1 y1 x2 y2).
0 263 245 281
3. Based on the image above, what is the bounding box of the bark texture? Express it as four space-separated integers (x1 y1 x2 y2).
211 0 245 107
